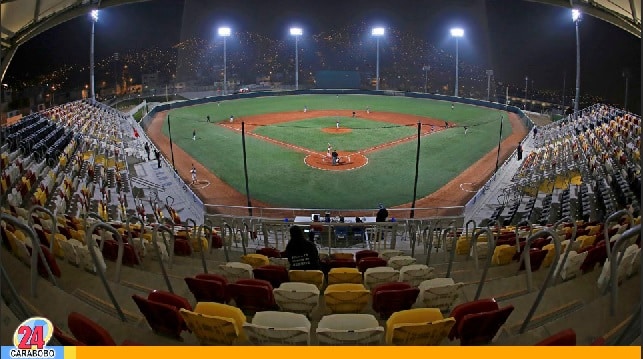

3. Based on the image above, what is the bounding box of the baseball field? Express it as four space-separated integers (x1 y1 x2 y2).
147 94 528 212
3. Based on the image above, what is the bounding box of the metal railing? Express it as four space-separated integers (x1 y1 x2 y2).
607 224 640 316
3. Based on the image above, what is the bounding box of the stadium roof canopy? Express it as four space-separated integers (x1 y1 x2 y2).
1 0 641 81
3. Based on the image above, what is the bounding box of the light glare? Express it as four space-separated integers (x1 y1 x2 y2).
372 27 385 36
572 9 581 21
290 27 302 36
90 10 99 21
218 27 231 37
450 28 464 37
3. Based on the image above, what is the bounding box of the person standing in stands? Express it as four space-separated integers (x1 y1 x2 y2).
284 225 321 270
376 203 388 222
533 126 538 139
144 143 151 160
517 142 523 161
154 149 161 168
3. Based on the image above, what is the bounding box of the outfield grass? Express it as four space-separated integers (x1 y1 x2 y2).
165 94 510 209
254 117 417 152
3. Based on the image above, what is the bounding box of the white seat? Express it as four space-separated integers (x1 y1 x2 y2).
243 311 311 345
387 256 417 270
316 314 384 345
59 238 80 266
398 264 434 287
75 243 107 274
129 237 147 258
273 282 320 315
269 257 290 269
145 240 169 262
598 244 640 292
416 278 464 312
363 267 400 289
556 250 587 281
219 262 253 282
379 250 403 261
627 246 641 277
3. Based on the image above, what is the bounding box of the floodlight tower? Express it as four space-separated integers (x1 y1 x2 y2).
486 70 493 101
89 10 99 101
372 27 385 91
218 27 231 95
572 9 581 120
450 28 464 97
290 27 302 90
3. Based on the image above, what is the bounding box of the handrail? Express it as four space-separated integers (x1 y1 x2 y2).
86 222 125 283
84 222 126 322
224 223 235 262
473 226 496 300
85 212 105 250
445 225 458 277
464 219 476 241
204 218 215 252
1 214 58 297
196 224 212 273
514 219 532 253
28 205 57 251
424 220 437 265
125 215 144 265
467 218 494 270
152 225 175 294
162 218 176 269
552 217 577 282
519 228 562 333
607 224 640 316
183 218 197 258
603 209 634 260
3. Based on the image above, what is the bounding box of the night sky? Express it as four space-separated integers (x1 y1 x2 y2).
6 0 641 112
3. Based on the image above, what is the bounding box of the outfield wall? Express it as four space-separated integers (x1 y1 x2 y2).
138 90 534 217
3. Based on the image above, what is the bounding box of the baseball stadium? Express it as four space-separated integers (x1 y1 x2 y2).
0 0 641 349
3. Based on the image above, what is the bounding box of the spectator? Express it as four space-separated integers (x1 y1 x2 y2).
376 203 388 222
284 225 321 270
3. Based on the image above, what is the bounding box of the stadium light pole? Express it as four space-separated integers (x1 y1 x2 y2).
372 27 385 91
524 76 528 110
622 68 630 111
572 9 581 121
290 27 302 90
89 10 99 101
218 27 231 95
486 70 493 101
423 65 430 93
450 28 464 97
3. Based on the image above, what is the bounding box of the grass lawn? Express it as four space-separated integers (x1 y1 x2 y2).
166 94 510 209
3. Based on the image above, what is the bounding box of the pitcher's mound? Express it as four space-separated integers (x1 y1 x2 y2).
322 127 352 134
305 152 368 171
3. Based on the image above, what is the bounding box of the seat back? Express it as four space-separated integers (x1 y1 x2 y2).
363 267 400 289
148 290 192 311
458 305 514 345
372 282 420 319
355 250 379 263
448 298 499 340
357 257 388 272
324 284 370 314
387 255 417 270
185 277 228 303
518 249 548 272
252 265 290 288
535 328 577 346
328 267 363 285
243 311 311 345
386 316 455 345
132 294 186 339
241 254 270 268
418 278 464 312
398 264 434 287
288 270 324 289
219 262 254 282
273 282 320 315
179 308 242 345
68 312 116 345
256 247 282 258
379 250 403 261
316 314 384 345
228 279 276 313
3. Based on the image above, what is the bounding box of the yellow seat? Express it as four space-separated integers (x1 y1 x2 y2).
324 284 370 314
49 233 68 258
330 252 354 260
240 254 270 268
586 225 601 236
179 302 247 345
492 245 517 265
455 236 470 255
288 270 324 290
541 241 568 268
385 308 455 346
575 235 596 251
328 268 362 285
190 236 209 252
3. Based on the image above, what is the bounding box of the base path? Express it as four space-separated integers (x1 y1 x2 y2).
146 108 528 214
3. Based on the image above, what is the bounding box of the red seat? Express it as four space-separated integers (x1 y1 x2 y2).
355 250 379 263
371 282 420 319
448 298 501 341
518 249 548 272
580 242 607 273
53 326 85 346
34 227 51 247
67 312 117 345
252 265 290 288
211 233 223 249
227 278 277 314
357 257 388 273
173 239 192 256
27 245 61 279
535 328 576 345
185 274 229 303
329 258 357 269
256 247 281 258
457 305 514 345
132 290 191 339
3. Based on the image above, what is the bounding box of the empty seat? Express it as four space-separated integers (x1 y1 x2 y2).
379 249 403 261
219 262 254 282
398 264 434 287
243 311 311 345
241 254 270 268
363 266 400 289
492 244 517 265
518 249 549 272
179 302 247 345
330 252 354 260
253 265 290 289
328 267 363 285
273 282 320 315
448 298 501 341
288 270 324 289
355 249 379 263
387 255 417 270
324 283 370 314
385 308 455 346
256 247 282 258
316 314 384 345
450 300 514 345
555 250 588 280
185 274 229 303
371 282 419 319
417 278 464 312
228 278 277 314
132 290 191 339
535 328 577 345
68 312 117 345
357 257 387 272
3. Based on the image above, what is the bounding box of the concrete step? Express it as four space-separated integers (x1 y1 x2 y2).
0 300 22 345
